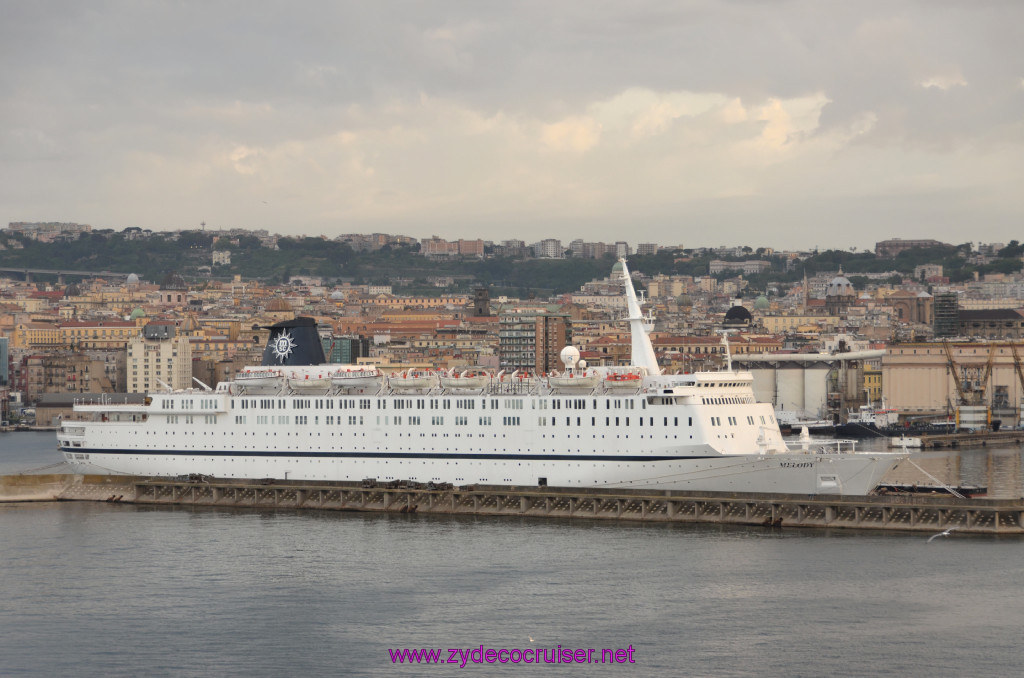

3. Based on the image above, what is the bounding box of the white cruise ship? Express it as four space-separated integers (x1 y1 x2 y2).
58 260 902 495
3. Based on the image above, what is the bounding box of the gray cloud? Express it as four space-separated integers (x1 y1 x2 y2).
2 0 1022 248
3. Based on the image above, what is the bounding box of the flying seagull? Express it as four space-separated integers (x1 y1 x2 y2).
927 527 959 543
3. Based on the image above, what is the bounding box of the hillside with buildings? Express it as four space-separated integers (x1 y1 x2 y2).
3 223 1024 429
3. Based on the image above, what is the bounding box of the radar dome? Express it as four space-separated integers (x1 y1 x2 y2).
560 345 581 369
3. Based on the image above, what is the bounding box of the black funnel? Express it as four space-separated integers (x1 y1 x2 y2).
261 317 326 366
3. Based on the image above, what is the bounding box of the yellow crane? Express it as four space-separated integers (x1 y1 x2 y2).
1010 343 1024 422
942 339 994 407
942 339 969 406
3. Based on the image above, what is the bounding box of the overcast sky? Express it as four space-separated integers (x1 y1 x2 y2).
2 1 1022 249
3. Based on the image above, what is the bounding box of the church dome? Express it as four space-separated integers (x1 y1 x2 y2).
266 297 293 312
724 296 752 327
611 261 624 276
126 273 140 285
129 307 146 320
160 272 187 290
826 270 854 297
754 295 770 310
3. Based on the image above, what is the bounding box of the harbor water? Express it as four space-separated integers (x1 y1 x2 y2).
3 432 1024 677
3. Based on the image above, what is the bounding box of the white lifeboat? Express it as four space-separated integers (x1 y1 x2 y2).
603 369 644 389
439 369 490 391
330 367 382 390
234 368 283 391
286 370 332 392
547 369 600 390
388 370 438 390
548 345 599 389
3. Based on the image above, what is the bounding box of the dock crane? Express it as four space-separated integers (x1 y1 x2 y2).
1010 343 1024 425
942 339 970 406
941 339 994 407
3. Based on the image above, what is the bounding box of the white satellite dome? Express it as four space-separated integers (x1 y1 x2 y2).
560 345 581 369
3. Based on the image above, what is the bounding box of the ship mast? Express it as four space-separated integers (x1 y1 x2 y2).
617 258 662 376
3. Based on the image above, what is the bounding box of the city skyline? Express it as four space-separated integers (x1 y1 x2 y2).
2 2 1022 249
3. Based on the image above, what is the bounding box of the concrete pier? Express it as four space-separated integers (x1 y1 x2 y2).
917 430 1024 449
4 473 1024 535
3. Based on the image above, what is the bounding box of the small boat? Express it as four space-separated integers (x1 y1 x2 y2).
834 402 901 438
776 410 835 436
331 367 382 391
439 370 490 391
388 370 438 390
889 435 923 448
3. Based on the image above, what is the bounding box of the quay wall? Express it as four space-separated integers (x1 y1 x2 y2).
3 474 1024 535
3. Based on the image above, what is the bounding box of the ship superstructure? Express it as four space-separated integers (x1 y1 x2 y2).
59 260 901 494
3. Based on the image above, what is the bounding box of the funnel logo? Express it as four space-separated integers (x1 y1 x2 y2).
271 330 297 362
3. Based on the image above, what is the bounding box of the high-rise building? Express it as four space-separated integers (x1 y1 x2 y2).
499 312 571 373
534 314 571 374
127 322 192 393
534 239 563 259
0 336 8 387
933 292 959 337
322 335 370 364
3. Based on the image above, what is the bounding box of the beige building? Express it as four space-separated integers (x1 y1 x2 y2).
127 322 192 393
882 341 1024 418
761 314 841 333
11 322 60 349
59 320 138 349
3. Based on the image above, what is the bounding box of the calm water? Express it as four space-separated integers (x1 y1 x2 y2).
3 432 1024 677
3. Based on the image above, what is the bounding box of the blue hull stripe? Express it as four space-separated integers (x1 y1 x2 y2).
63 448 714 463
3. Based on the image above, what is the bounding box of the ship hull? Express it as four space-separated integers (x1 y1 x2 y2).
60 447 899 496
